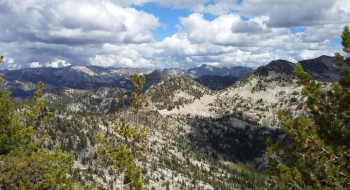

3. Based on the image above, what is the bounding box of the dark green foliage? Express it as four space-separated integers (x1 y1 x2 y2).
1 147 74 190
0 89 20 155
341 25 350 53
267 26 350 189
0 80 74 189
97 138 144 190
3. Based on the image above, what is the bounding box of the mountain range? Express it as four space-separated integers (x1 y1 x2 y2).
2 63 254 99
1 55 343 100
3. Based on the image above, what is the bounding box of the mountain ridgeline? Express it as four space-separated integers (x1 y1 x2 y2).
254 55 344 81
2 64 254 100
2 55 342 101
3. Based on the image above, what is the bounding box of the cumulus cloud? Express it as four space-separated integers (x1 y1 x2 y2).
240 0 350 28
110 0 210 8
177 13 290 48
231 19 268 33
191 2 238 15
152 11 343 66
2 0 159 44
303 24 345 43
178 13 242 45
0 0 349 70
89 44 156 68
0 0 161 69
29 59 71 68
29 62 41 68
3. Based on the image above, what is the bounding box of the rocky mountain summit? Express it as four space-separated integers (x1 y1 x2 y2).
255 55 343 81
254 60 295 76
299 55 344 81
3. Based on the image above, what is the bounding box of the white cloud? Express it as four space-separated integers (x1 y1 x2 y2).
30 62 41 68
45 59 72 68
109 0 210 8
300 50 327 60
57 1 127 32
303 24 345 43
240 0 350 27
29 59 71 68
191 2 239 15
6 57 15 64
177 13 291 48
0 0 348 70
231 19 267 33
179 13 241 45
0 0 160 44
89 43 157 68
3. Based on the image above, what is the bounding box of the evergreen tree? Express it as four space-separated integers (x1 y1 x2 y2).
97 74 149 190
266 26 350 189
0 61 74 189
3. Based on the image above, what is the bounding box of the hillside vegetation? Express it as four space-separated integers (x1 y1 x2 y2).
147 77 213 111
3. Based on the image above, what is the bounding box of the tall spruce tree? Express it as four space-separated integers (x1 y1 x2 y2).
266 26 350 189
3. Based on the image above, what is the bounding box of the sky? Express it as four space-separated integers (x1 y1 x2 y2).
0 0 350 69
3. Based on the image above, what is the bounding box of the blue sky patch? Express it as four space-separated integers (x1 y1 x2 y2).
133 3 191 41
240 15 250 21
236 0 244 5
203 13 217 21
289 27 306 34
331 38 342 48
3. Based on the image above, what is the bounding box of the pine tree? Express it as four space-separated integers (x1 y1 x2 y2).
0 62 74 189
97 74 149 190
266 26 350 189
129 73 149 158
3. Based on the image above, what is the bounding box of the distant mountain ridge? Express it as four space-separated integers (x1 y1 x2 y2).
299 55 345 81
254 55 344 81
2 64 255 99
187 64 255 78
2 55 345 100
194 75 240 90
254 60 295 76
